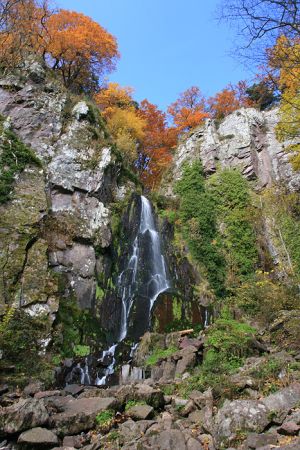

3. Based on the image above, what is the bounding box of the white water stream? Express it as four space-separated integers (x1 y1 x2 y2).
118 195 170 341
95 195 170 385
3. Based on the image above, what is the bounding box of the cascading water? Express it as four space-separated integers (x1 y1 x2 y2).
118 195 170 341
67 195 171 387
94 195 170 386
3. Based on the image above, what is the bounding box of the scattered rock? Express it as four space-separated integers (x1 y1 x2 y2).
24 381 44 397
0 398 49 436
246 432 278 449
64 384 85 397
214 383 300 446
49 396 117 435
34 390 62 399
18 427 58 446
278 421 300 435
144 429 187 449
127 404 154 420
63 434 87 448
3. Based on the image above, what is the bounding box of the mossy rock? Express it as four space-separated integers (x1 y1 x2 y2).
0 167 47 310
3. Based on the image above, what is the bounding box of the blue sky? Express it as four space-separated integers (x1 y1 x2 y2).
58 0 251 111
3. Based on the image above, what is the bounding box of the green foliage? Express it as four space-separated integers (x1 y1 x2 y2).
204 314 256 373
0 307 48 374
160 384 176 396
175 161 226 296
95 409 115 427
250 356 300 395
53 296 105 358
0 117 42 204
73 344 90 356
260 189 300 279
145 346 177 366
159 208 177 224
233 270 298 323
176 314 256 400
246 82 278 110
208 169 258 285
125 400 147 411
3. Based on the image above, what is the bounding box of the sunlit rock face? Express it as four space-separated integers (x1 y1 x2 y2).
0 61 127 329
167 107 300 195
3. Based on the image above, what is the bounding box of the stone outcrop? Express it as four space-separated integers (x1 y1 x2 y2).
166 108 300 195
0 61 133 336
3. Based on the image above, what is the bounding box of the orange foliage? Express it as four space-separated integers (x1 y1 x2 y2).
46 9 119 90
0 0 50 67
94 82 134 118
168 86 210 132
208 87 241 119
139 99 178 189
0 3 119 92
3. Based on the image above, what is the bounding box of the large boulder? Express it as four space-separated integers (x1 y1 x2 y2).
49 396 117 436
18 427 58 446
0 398 49 436
214 383 300 447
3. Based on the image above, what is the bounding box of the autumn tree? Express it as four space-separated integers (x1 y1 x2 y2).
245 81 278 110
0 0 50 68
106 107 146 165
268 35 300 169
138 99 177 189
45 10 119 92
208 87 241 119
94 82 135 118
168 86 210 132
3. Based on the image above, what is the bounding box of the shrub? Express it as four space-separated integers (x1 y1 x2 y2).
175 161 226 296
203 313 256 374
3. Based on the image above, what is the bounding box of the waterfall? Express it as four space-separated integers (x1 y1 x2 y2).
118 195 170 341
71 195 170 387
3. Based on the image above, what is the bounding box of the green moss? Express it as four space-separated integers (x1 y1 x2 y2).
0 307 50 380
145 346 177 366
53 296 105 357
0 117 42 204
96 284 105 301
125 400 147 411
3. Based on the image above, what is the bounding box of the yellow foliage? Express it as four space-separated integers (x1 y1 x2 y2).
269 35 300 168
95 82 134 117
114 129 137 164
106 107 146 164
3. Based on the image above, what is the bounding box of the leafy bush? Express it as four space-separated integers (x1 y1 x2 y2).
233 270 299 323
95 409 115 429
175 161 226 296
208 169 258 285
204 314 256 374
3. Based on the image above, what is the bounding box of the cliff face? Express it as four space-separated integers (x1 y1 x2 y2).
0 62 132 335
166 107 300 195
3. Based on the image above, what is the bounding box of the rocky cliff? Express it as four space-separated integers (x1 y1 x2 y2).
165 107 300 195
0 61 134 347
